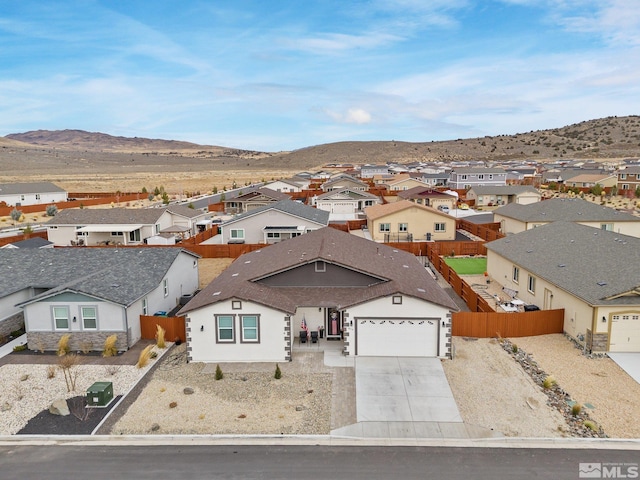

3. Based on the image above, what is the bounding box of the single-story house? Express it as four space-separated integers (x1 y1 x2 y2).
320 174 370 192
180 227 458 363
219 199 330 244
222 188 291 215
0 182 68 207
311 189 381 217
364 200 456 242
0 248 199 351
385 175 432 192
360 165 389 178
566 174 618 189
397 187 458 210
466 186 541 209
262 178 308 193
45 206 208 246
485 222 640 353
494 198 640 237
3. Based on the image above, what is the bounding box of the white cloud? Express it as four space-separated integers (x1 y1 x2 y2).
323 107 373 124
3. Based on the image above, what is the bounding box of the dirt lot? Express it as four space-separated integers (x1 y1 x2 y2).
198 258 235 289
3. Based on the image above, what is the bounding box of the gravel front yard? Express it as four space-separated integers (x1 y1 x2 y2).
514 334 640 438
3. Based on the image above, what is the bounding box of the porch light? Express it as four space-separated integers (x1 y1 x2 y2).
200 325 204 332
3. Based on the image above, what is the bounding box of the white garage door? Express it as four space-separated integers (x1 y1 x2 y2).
331 202 354 214
610 314 640 352
356 318 438 357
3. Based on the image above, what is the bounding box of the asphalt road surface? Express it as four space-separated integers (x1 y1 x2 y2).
1 444 638 480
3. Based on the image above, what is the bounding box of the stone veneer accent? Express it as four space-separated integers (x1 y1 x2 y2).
284 316 291 362
585 329 609 353
444 312 453 359
0 313 24 339
27 331 128 353
185 316 193 362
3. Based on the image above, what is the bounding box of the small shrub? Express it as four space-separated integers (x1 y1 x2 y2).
57 334 71 356
58 354 80 392
511 344 518 353
238 414 246 418
45 205 58 217
102 335 118 357
571 403 582 416
79 341 93 354
199 414 205 420
215 364 223 380
13 344 27 352
156 324 166 349
104 365 121 376
46 365 56 379
136 345 154 369
169 401 177 409
274 364 282 380
542 376 557 389
584 420 598 432
150 351 158 359
10 329 24 338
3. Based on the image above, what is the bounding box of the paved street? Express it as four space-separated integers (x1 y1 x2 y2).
1 444 638 480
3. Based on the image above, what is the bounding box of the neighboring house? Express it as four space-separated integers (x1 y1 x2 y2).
364 200 456 242
448 168 507 190
222 188 290 214
566 174 617 189
385 175 432 192
219 200 329 244
494 198 640 237
311 189 381 217
163 204 211 239
485 222 640 353
541 168 604 185
419 172 450 186
180 227 458 363
320 174 369 192
397 187 457 211
0 237 54 249
466 186 541 209
617 166 640 194
46 208 168 246
262 178 307 193
0 182 67 207
360 165 389 178
0 248 199 351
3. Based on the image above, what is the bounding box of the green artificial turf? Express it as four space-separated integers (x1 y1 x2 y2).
443 257 487 275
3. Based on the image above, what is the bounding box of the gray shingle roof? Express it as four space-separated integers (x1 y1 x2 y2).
165 204 206 218
45 208 165 225
180 227 458 315
494 198 639 223
0 182 66 195
452 167 507 174
485 222 640 306
4 237 53 249
222 200 329 227
1 248 196 306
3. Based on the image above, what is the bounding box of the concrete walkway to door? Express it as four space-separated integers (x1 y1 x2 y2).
331 357 499 439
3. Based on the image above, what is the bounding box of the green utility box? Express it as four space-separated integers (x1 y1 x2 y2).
86 381 114 407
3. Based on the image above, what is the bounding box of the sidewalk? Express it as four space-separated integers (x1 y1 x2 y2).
0 334 27 359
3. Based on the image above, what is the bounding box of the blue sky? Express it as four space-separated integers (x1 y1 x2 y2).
1 1 639 151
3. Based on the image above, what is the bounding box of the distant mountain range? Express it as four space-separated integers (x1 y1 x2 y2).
4 116 640 167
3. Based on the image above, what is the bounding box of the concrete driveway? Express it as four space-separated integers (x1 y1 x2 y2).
331 356 495 439
608 353 640 384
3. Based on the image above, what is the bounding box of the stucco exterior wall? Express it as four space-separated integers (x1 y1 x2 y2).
0 191 67 207
221 211 323 244
367 207 456 242
186 299 289 363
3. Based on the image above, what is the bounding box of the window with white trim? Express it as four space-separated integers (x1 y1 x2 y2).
241 315 259 342
129 229 141 242
142 297 148 315
620 173 627 179
81 306 97 330
399 223 408 232
379 223 390 232
267 232 280 239
315 260 326 272
53 306 69 330
434 222 446 232
216 315 235 342
512 266 519 283
230 229 244 239
527 275 536 294
163 278 169 297
601 223 613 231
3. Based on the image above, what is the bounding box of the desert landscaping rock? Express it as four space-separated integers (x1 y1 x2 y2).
183 387 195 395
49 399 70 416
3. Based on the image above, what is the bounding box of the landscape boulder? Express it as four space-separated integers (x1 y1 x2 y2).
49 398 70 416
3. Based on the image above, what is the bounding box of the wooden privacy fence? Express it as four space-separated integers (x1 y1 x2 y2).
140 315 186 343
452 309 565 338
0 193 142 216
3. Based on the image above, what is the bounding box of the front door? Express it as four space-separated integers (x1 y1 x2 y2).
326 308 342 339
